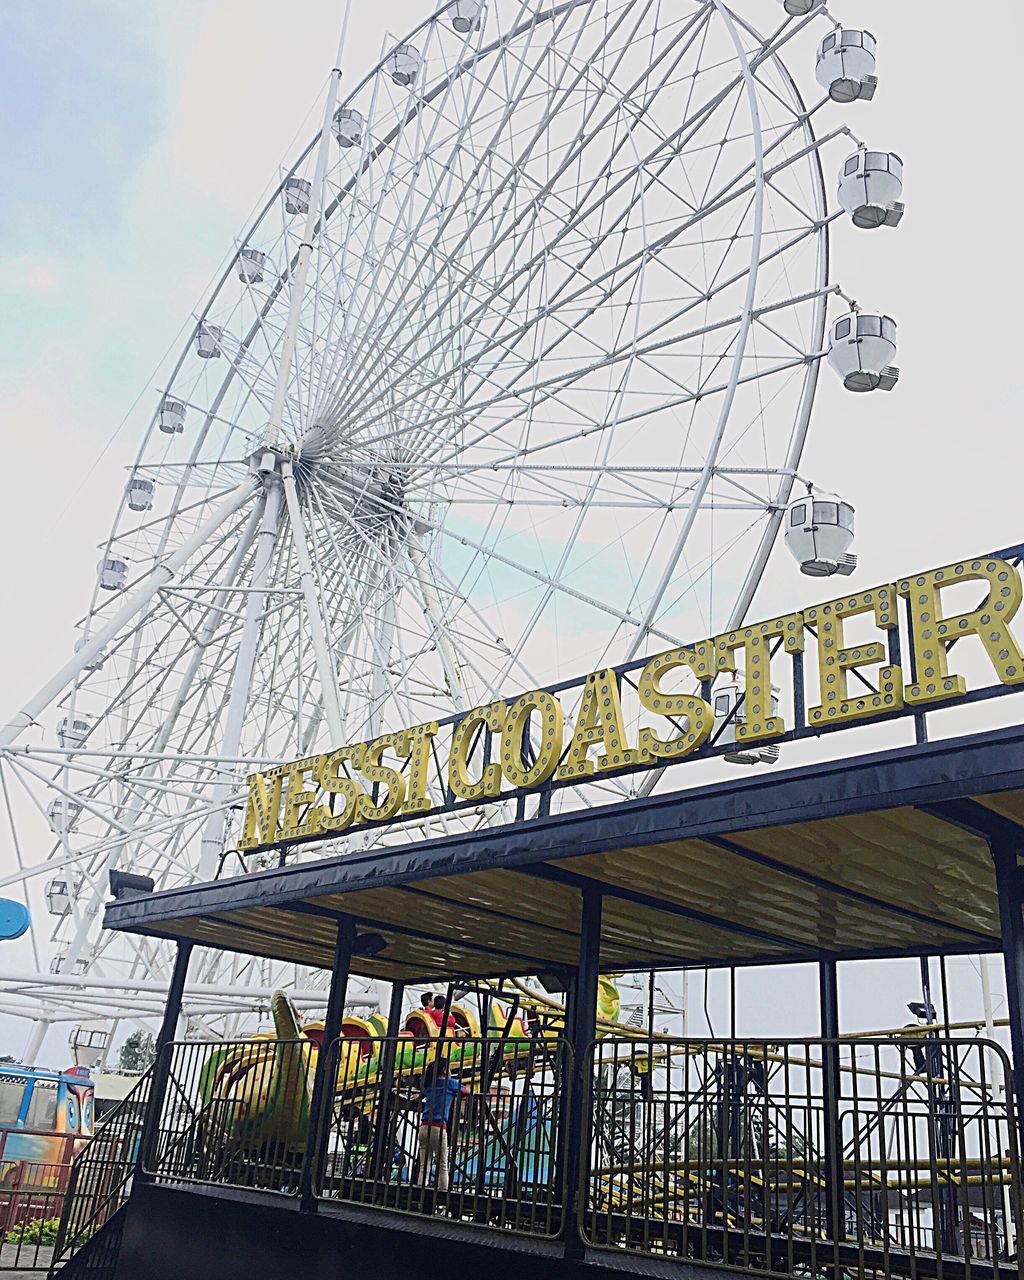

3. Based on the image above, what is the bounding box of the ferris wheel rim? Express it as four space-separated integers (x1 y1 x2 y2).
4 0 850 1038
61 0 832 814
69 0 833 772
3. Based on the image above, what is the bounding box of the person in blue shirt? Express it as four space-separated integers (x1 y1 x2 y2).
415 1056 465 1192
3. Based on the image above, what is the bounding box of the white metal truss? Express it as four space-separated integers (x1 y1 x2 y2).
0 0 868 1055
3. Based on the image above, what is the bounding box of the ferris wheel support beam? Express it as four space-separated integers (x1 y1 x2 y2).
264 4 353 448
22 1018 50 1065
281 462 344 742
0 480 256 749
199 475 282 876
723 15 831 635
28 502 269 995
633 26 830 804
407 535 469 714
621 0 765 667
151 503 266 755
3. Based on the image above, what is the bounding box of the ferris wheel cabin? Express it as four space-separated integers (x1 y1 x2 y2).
194 324 224 359
386 44 422 87
236 248 266 284
449 1 483 32
45 874 81 917
73 634 104 671
816 29 877 103
332 107 364 149
158 397 186 434
838 150 904 229
56 716 90 750
97 556 129 591
126 475 155 512
713 681 781 766
283 177 311 216
784 492 857 578
827 312 899 392
45 797 81 834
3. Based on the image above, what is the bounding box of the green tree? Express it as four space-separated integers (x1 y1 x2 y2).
118 1030 156 1074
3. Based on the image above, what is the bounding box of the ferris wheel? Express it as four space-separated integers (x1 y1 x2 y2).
0 0 905 1057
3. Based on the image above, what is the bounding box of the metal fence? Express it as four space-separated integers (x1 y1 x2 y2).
142 1039 314 1194
0 1160 69 1273
140 1033 573 1237
315 1034 573 1238
125 1030 1024 1277
50 1070 151 1273
581 1036 1023 1279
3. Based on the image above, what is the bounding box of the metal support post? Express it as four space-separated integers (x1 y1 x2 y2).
818 959 844 1248
301 921 356 1211
281 460 345 742
198 471 282 876
564 884 601 1258
141 942 194 1177
993 838 1024 1157
264 2 353 449
370 982 405 1180
919 956 958 1254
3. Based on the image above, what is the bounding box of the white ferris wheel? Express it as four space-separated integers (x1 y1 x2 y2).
0 0 904 1057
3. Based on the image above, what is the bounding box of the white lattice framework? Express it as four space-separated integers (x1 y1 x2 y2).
0 0 877 1055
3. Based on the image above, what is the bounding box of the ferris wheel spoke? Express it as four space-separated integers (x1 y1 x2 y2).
335 43 778 430
325 0 627 414
7 0 844 1030
345 165 824 459
346 1 713 377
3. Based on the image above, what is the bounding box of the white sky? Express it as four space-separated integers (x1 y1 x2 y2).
0 0 1022 1064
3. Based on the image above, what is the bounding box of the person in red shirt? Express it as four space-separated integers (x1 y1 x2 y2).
420 991 457 1034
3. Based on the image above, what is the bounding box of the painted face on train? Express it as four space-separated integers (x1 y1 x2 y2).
0 1073 95 1137
61 1083 94 1137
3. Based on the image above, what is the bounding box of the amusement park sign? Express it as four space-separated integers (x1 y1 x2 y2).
238 550 1024 857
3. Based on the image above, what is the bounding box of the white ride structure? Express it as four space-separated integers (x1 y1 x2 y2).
828 312 899 392
713 683 781 767
0 1 905 1057
838 150 904 229
784 492 857 578
816 28 877 103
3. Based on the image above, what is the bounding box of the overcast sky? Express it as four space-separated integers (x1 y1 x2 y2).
0 0 1022 1064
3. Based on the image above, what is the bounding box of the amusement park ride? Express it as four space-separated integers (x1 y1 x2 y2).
3 3 1024 1279
0 0 911 1057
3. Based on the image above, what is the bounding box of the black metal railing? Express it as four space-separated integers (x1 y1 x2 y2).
315 1033 573 1237
126 1030 1024 1276
142 1038 314 1194
582 1036 1023 1279
140 1032 573 1237
0 1160 71 1273
50 1070 152 1273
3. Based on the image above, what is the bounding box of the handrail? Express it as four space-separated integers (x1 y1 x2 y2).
50 1067 154 1271
580 1034 1023 1278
